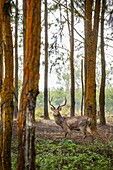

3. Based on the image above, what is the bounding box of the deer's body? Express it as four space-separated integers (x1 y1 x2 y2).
53 114 93 141
50 97 94 142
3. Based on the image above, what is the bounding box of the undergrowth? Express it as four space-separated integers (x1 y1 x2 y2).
11 138 113 170
36 138 113 170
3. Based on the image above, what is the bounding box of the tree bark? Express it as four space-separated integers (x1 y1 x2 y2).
17 0 41 169
0 14 3 170
23 0 26 59
81 59 84 116
99 0 106 125
44 0 49 119
0 1 14 169
14 0 18 119
0 22 3 92
70 0 75 117
84 0 101 130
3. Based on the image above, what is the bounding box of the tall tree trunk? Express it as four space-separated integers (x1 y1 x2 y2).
44 0 49 119
0 1 14 169
0 23 3 93
23 0 26 59
99 0 106 125
70 0 75 117
81 59 84 115
84 1 87 106
65 0 75 116
84 0 101 130
17 0 41 169
14 0 18 119
0 17 3 170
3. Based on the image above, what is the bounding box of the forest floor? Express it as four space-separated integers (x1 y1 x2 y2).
35 118 113 144
12 117 113 144
11 118 113 169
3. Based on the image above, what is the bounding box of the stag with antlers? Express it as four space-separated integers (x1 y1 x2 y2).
49 97 94 142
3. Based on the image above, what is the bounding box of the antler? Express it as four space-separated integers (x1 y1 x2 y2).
49 97 55 109
57 97 67 109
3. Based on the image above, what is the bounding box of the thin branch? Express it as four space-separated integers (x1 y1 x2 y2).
53 0 84 19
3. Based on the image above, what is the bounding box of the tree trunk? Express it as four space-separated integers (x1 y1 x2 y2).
17 0 41 169
84 1 87 105
99 0 106 125
65 0 75 116
0 1 14 169
23 0 26 59
84 0 101 130
14 0 18 119
81 59 84 115
44 0 49 119
70 0 75 117
0 22 3 92
0 16 3 170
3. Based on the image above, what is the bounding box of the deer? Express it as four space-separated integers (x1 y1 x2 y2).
49 97 94 142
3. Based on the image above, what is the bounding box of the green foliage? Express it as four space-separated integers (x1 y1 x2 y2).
105 88 113 113
11 140 17 170
11 152 17 170
36 88 113 116
36 90 70 117
36 138 113 170
11 137 113 170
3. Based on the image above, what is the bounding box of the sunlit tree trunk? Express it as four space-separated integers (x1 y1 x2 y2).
0 8 3 170
0 18 3 170
0 1 14 169
23 0 26 59
84 1 87 107
14 0 18 119
44 0 49 119
84 0 101 130
17 0 41 169
0 23 3 93
99 0 106 125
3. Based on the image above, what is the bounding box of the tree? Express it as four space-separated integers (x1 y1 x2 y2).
99 0 106 125
70 0 75 116
0 13 3 170
44 0 49 119
81 59 84 115
23 0 26 58
0 22 3 93
84 0 101 130
17 0 41 169
0 0 14 169
14 0 18 118
65 0 75 116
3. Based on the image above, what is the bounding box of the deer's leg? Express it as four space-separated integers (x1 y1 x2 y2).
83 130 87 141
64 126 71 138
86 126 94 143
67 130 71 139
80 127 87 142
64 131 68 138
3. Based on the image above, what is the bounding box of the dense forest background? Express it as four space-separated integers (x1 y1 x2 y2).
15 0 113 115
0 0 113 169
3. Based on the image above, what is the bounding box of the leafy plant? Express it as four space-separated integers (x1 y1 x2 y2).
35 138 113 170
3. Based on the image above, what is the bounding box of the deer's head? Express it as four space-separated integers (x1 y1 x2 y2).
49 97 67 117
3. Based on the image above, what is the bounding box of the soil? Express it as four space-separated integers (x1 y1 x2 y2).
36 119 113 144
12 118 113 144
